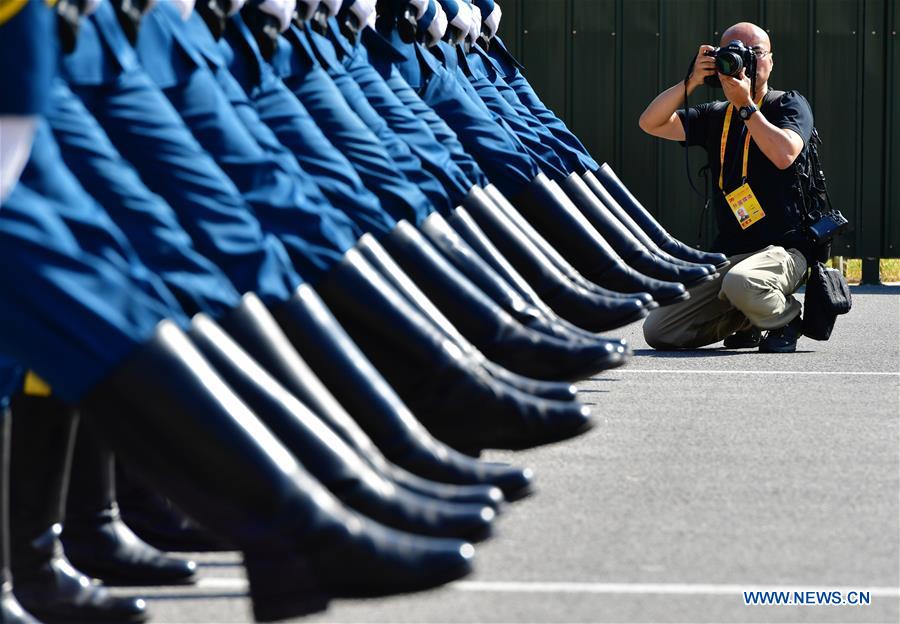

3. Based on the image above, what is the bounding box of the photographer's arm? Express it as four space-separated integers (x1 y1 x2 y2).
639 44 716 141
743 115 804 170
719 74 804 170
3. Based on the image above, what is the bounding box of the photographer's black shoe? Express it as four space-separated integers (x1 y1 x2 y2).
759 316 803 353
723 327 761 349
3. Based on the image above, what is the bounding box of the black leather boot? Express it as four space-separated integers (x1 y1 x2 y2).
82 321 475 622
357 235 585 401
116 466 232 553
580 171 720 271
61 421 198 586
586 165 730 269
221 294 528 509
0 406 40 624
274 282 581 481
419 213 586 346
479 184 657 303
217 294 503 508
459 188 651 331
558 173 715 286
188 314 495 542
444 208 633 348
372 222 624 380
9 394 147 623
511 174 689 305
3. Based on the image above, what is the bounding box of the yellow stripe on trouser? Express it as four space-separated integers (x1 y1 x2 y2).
23 371 52 397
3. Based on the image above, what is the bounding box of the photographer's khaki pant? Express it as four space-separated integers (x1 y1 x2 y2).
643 245 807 350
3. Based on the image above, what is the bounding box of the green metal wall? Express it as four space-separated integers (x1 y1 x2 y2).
498 0 899 257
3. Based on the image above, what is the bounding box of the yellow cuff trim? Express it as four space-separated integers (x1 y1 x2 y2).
0 0 30 26
23 371 52 397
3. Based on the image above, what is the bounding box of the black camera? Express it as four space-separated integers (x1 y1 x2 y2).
703 39 757 88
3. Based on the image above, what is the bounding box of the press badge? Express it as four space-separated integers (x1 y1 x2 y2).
725 182 766 230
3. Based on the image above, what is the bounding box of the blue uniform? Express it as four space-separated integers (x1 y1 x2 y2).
0 121 185 402
134 3 359 281
333 20 476 204
488 36 600 173
364 31 490 188
0 0 58 403
63 2 301 304
456 42 569 180
302 21 453 214
47 78 242 318
275 23 431 225
464 43 587 175
370 17 539 198
0 1 181 403
220 15 396 237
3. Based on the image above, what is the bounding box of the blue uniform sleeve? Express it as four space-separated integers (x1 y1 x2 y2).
0 0 56 115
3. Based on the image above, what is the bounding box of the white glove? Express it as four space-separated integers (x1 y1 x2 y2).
349 0 376 27
228 0 248 16
0 117 36 205
407 0 428 20
366 6 376 28
170 0 196 20
257 0 296 32
320 0 341 17
449 0 469 35
426 2 448 46
83 0 104 16
467 4 481 44
482 2 501 39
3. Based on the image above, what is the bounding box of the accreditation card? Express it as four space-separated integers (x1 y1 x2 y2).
724 182 766 230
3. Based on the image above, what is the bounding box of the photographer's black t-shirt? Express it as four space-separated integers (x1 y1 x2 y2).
677 90 814 258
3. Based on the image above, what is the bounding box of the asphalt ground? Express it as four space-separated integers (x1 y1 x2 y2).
111 286 900 624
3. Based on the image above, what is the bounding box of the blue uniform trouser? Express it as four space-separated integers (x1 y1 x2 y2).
460 51 569 180
70 68 301 305
467 50 590 175
0 124 184 402
243 68 397 236
48 78 241 318
306 29 453 214
381 67 489 188
220 30 396 238
156 63 359 282
281 29 431 226
488 39 600 173
416 60 540 198
344 41 474 205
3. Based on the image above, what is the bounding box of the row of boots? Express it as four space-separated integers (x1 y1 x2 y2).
0 166 725 623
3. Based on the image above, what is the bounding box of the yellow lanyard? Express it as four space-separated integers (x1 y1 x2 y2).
718 94 765 190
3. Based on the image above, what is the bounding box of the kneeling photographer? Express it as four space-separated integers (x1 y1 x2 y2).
638 22 824 353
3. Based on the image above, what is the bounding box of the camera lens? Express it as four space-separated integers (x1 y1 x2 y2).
715 51 743 76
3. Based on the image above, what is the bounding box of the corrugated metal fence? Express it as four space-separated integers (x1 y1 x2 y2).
497 0 898 260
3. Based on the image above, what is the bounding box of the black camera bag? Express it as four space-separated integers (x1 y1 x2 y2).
802 261 852 341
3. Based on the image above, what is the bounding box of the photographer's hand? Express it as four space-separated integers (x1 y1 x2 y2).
638 44 716 140
720 70 753 109
687 45 717 89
